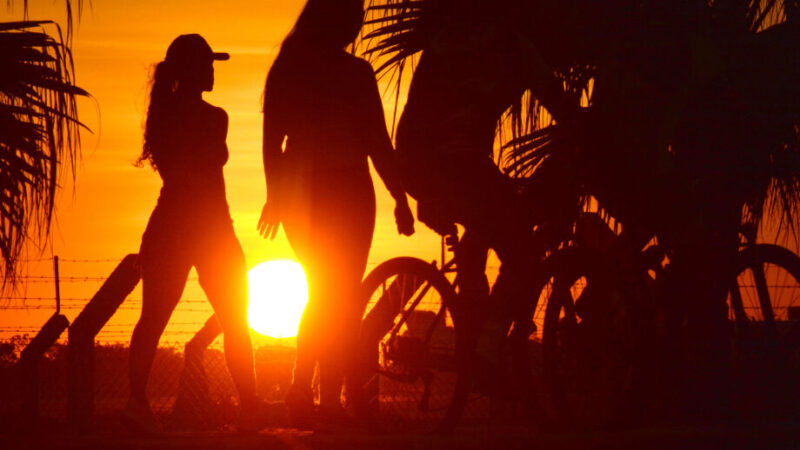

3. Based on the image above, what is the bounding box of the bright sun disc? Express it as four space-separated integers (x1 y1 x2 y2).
247 260 308 338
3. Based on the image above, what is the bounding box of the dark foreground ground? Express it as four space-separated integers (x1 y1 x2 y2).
6 423 800 450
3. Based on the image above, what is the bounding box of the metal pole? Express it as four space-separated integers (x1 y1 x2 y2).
54 256 61 315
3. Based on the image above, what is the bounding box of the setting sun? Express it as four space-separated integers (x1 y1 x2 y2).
247 260 309 338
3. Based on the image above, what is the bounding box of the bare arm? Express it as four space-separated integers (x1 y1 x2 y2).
262 71 285 201
359 62 406 202
209 106 229 167
359 61 414 236
258 68 287 239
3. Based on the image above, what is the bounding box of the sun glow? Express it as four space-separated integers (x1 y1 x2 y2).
247 260 308 338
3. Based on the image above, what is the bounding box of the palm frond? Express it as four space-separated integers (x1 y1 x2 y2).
497 65 593 178
723 11 800 239
360 0 427 67
356 0 433 134
742 139 800 242
8 0 83 42
0 19 87 290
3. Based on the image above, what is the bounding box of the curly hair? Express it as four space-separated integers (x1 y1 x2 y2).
136 60 179 169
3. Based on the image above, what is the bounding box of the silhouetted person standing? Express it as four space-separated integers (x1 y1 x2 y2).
128 34 257 433
259 0 414 426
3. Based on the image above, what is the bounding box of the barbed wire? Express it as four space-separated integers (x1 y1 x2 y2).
58 257 130 263
16 257 128 263
1 297 211 303
3 253 797 348
0 306 214 314
13 275 200 282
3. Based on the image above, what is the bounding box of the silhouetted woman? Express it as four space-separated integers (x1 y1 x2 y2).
128 34 257 432
259 0 414 425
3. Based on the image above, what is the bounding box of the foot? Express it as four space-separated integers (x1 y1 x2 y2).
237 400 288 433
120 399 161 436
348 388 380 430
285 385 315 431
314 403 358 433
236 412 263 434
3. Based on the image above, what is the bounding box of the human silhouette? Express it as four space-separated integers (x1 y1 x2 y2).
127 34 257 433
259 0 414 427
394 5 580 363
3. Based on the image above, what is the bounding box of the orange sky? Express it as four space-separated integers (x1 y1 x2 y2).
0 1 449 343
3 1 796 345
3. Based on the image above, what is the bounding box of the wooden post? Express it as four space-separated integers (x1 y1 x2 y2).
18 313 70 424
67 254 140 430
54 256 61 315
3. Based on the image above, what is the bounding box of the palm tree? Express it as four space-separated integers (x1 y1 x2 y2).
362 0 798 239
0 1 87 289
363 0 800 275
361 0 800 422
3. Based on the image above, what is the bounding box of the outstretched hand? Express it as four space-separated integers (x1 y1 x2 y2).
258 201 280 240
394 201 415 236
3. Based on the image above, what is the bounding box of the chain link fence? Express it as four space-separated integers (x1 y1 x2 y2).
0 335 296 432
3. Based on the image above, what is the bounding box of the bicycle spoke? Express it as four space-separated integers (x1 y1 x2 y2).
390 279 432 338
753 262 776 328
357 257 462 432
728 280 749 330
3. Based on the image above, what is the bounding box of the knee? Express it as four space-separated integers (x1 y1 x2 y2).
218 312 250 338
133 313 170 339
222 327 252 351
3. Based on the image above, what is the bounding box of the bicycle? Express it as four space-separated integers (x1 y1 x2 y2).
351 225 576 433
540 219 800 429
352 234 469 432
353 211 800 432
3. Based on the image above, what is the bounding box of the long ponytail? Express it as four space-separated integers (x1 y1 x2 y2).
137 60 178 169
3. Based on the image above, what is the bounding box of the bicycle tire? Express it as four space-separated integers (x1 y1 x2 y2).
352 257 469 432
730 243 800 341
541 242 800 429
541 246 643 431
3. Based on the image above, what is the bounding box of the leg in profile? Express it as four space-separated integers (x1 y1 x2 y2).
282 218 325 427
196 232 257 417
127 255 189 431
317 224 372 420
489 221 545 420
282 289 321 428
317 269 362 415
295 253 352 422
454 229 491 342
292 262 322 395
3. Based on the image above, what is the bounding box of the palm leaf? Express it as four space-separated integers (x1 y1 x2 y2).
0 17 87 290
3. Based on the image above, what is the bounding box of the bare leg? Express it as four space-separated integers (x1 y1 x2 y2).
128 255 189 420
196 230 256 413
318 209 374 412
293 263 321 393
318 264 364 410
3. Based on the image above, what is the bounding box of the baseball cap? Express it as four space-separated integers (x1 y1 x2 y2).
165 34 230 64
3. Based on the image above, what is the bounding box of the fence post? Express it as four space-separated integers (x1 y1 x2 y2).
67 254 140 431
54 256 61 315
18 312 70 424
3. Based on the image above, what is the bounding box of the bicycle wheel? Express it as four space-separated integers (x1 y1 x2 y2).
541 247 640 430
730 243 800 342
353 257 469 432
